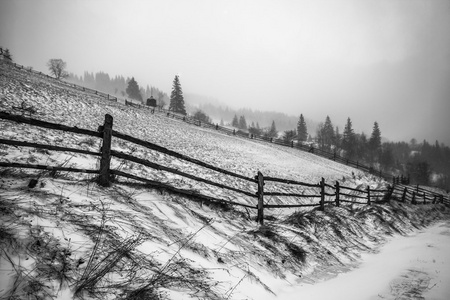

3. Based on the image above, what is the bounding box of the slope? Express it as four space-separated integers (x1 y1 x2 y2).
1 61 449 299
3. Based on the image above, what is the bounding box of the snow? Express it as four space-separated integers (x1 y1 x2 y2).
272 221 450 300
1 60 450 300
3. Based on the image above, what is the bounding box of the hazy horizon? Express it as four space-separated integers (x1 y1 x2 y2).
1 0 449 145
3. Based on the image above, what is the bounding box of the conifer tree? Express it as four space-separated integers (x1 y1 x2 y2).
231 115 239 127
369 122 381 152
268 120 278 138
169 75 186 115
126 77 143 102
318 116 335 150
368 121 382 163
238 115 247 130
342 117 356 158
297 114 308 143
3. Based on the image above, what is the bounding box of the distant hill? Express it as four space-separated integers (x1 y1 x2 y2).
185 93 318 132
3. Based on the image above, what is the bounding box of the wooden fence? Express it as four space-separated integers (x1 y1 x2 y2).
3 61 417 182
1 112 449 225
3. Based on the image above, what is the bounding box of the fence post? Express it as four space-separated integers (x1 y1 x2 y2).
402 187 407 202
367 186 371 205
433 195 437 204
412 192 416 204
256 171 264 225
335 181 340 207
319 177 325 211
98 114 113 187
383 185 392 203
423 193 426 204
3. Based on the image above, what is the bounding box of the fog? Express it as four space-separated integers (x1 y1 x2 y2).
1 0 449 144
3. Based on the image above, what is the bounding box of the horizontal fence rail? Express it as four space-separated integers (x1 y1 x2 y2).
0 112 449 225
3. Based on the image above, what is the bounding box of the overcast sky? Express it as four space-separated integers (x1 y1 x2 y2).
1 0 449 145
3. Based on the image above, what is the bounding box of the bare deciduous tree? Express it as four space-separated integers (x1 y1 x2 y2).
47 59 68 79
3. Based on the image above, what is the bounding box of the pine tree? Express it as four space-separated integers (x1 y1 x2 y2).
297 114 308 143
268 120 278 138
126 77 143 102
231 115 239 127
169 75 186 115
238 115 247 130
318 116 335 150
342 117 356 159
369 122 381 152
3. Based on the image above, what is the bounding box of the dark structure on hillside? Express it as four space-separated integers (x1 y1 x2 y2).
146 96 156 107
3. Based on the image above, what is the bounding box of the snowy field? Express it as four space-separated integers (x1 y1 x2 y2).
1 61 450 299
276 220 450 300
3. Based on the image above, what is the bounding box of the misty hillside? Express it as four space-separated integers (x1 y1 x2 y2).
185 95 318 133
1 61 450 300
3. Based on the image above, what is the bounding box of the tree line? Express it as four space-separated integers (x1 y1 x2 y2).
67 71 170 108
214 110 449 190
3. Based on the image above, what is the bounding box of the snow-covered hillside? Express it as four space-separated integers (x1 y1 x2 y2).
1 61 449 300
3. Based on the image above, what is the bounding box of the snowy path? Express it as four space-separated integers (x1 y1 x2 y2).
273 221 450 300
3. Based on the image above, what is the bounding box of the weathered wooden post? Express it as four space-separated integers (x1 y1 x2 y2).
319 177 325 211
423 193 426 204
412 192 416 204
433 195 437 204
367 186 371 205
256 171 264 225
385 185 393 203
401 187 407 202
98 114 113 187
335 181 340 207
